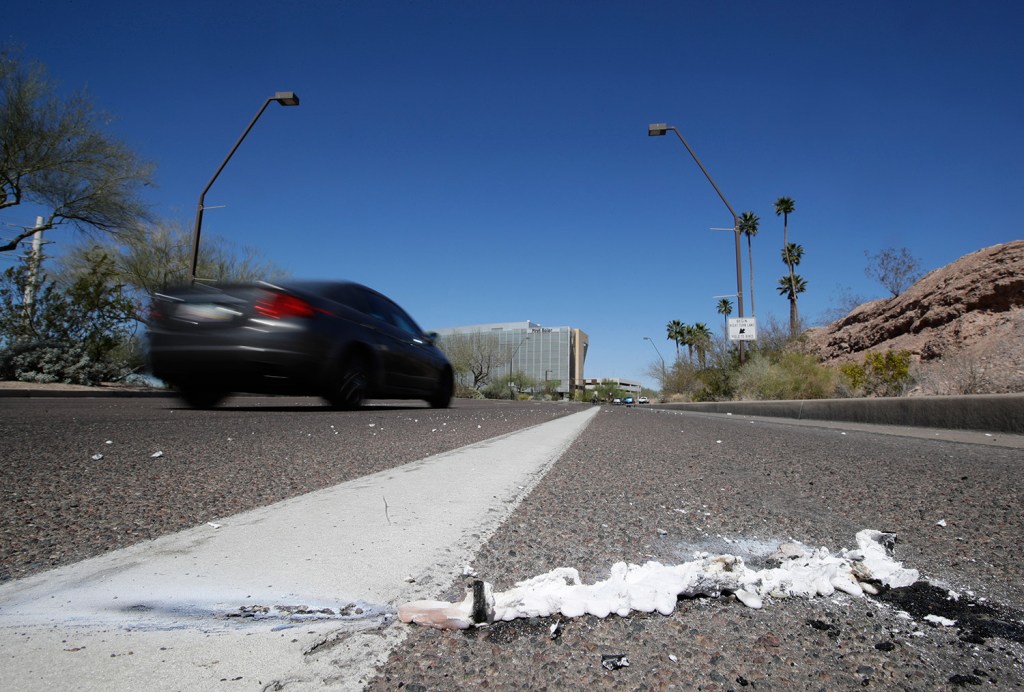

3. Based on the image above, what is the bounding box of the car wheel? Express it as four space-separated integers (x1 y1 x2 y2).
428 368 453 409
178 386 226 409
327 353 368 410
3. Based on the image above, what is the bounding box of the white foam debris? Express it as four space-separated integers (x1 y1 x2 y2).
399 530 919 629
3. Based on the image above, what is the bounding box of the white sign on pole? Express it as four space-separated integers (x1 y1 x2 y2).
728 317 757 341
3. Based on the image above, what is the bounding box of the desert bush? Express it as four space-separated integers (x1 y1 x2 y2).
695 366 733 401
0 250 138 384
660 361 707 400
733 352 838 401
454 383 484 399
837 350 913 397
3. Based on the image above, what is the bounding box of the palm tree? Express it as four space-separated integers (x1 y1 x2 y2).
716 297 733 333
774 197 798 335
780 242 804 267
692 322 712 368
777 273 807 330
738 211 760 317
780 243 804 335
680 323 696 364
666 320 685 361
774 197 795 248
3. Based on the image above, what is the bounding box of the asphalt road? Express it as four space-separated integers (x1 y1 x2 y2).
0 396 577 582
2 398 1023 690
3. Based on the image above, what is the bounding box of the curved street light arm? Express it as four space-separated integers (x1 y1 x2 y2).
190 92 300 284
649 124 746 337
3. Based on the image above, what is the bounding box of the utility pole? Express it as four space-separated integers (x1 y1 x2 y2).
22 217 44 325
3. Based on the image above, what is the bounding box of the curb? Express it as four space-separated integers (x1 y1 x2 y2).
654 393 1024 435
0 388 176 399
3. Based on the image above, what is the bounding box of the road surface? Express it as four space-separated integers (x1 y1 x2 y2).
1 397 1021 689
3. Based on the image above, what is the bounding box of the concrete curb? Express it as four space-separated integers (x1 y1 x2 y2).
6 387 1023 434
0 388 175 399
653 393 1024 434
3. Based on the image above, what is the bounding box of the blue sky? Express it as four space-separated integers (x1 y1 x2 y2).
4 1 1022 388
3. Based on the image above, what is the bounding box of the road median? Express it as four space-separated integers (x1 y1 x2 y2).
654 393 1024 434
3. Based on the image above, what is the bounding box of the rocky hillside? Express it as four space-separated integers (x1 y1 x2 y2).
802 240 1024 394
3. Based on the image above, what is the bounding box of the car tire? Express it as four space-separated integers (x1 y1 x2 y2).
326 353 368 410
178 386 226 409
428 369 453 409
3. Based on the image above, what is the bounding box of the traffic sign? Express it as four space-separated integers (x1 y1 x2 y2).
728 317 757 341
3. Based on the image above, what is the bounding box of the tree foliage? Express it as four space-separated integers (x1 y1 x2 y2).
738 211 760 316
838 350 912 397
590 378 626 403
436 331 512 390
864 247 923 297
733 351 837 401
715 297 733 330
0 51 154 252
59 221 284 312
0 248 139 383
481 370 536 399
774 197 801 337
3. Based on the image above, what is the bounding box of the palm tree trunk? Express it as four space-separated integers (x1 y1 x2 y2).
747 235 756 317
784 213 798 337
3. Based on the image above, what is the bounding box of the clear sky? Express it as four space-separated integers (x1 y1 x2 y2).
4 1 1022 388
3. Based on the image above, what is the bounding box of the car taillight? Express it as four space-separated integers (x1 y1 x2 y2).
254 292 316 319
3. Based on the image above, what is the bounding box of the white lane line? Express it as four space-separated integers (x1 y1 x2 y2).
0 406 598 691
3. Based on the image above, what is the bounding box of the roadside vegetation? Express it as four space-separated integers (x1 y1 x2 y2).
648 319 914 403
0 51 280 384
649 193 931 403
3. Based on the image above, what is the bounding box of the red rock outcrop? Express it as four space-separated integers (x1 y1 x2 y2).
803 241 1024 393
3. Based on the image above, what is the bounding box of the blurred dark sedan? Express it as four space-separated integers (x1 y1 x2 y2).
147 280 454 409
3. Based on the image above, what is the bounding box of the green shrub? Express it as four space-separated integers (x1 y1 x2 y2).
733 352 838 401
864 350 912 396
454 383 483 399
0 341 130 385
0 249 138 384
837 350 913 397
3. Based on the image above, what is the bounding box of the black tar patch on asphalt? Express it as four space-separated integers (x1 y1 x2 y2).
876 581 1024 645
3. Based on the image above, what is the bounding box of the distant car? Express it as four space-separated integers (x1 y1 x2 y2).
638 396 650 404
147 280 454 410
612 398 622 405
623 396 635 405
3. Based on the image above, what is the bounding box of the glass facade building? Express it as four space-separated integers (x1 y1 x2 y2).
435 321 589 396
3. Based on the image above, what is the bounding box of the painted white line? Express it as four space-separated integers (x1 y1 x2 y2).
0 406 598 691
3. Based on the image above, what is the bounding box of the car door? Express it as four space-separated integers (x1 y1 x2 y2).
381 300 440 393
359 290 423 392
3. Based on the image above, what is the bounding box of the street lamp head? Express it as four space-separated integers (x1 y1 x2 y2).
273 92 300 106
647 123 671 136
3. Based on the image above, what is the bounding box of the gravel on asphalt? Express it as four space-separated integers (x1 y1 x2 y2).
0 397 576 583
366 405 1024 690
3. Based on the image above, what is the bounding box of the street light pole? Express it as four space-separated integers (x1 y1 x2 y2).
648 123 745 362
190 92 301 285
643 336 666 389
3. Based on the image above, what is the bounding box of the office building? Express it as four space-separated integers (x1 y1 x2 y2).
434 321 589 397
